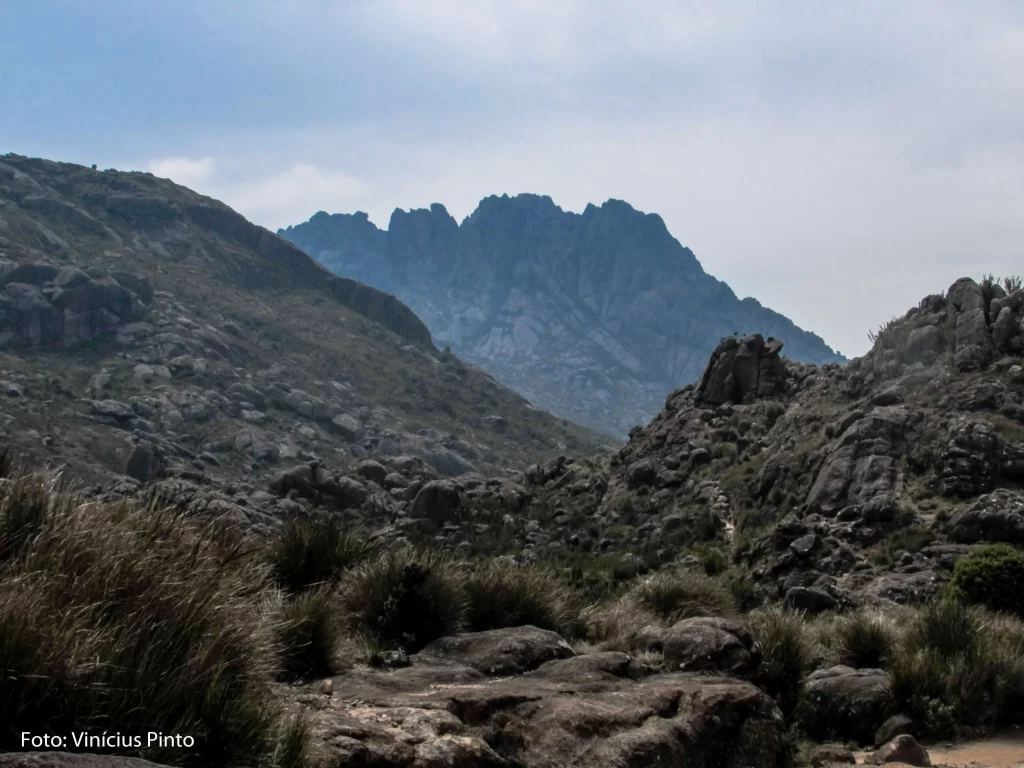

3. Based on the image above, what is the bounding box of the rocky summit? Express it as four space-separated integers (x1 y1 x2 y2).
280 195 844 437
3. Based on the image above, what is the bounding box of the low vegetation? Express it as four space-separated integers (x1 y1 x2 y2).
4 464 1024 764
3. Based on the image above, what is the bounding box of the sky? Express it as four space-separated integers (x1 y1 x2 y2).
4 1 1023 358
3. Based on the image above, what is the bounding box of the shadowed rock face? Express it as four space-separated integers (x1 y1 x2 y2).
0 263 149 348
281 196 844 437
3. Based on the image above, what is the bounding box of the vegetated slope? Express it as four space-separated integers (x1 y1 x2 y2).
281 195 845 437
248 273 1024 616
0 154 613 488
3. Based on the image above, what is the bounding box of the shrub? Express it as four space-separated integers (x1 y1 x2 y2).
748 607 813 716
277 588 340 680
0 477 280 765
1003 275 1023 294
889 600 1007 737
341 548 465 652
948 544 1024 618
695 545 729 576
835 611 898 668
625 571 734 623
269 513 370 593
884 526 935 557
463 563 585 637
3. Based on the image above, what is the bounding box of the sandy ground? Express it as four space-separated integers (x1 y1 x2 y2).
855 731 1024 766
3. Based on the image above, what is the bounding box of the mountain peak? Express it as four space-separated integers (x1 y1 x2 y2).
282 194 844 436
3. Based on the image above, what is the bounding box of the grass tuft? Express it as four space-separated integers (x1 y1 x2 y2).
463 562 585 637
340 548 465 652
268 513 371 593
277 587 341 680
0 475 281 766
748 606 813 716
625 570 734 623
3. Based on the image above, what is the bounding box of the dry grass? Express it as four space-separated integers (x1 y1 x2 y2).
0 471 294 766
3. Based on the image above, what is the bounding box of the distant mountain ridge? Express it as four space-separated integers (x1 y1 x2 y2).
281 194 845 436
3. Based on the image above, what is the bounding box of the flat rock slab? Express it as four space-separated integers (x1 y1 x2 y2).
0 755 171 768
416 625 576 677
305 652 785 768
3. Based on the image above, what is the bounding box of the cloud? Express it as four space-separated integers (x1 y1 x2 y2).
145 158 369 231
100 2 1024 361
148 157 215 189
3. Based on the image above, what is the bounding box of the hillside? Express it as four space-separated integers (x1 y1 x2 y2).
0 154 613 491
281 195 845 437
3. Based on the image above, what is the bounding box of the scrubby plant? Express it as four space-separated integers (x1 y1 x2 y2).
889 600 1010 737
277 587 340 680
1003 275 1023 294
268 513 371 593
340 548 465 652
748 606 814 716
947 544 1024 618
695 545 729 576
462 562 585 637
834 610 898 668
625 570 733 623
0 475 283 765
582 599 661 652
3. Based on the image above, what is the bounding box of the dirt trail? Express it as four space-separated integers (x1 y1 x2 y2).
857 732 1024 767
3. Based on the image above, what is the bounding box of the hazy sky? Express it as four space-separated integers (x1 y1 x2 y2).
5 2 1023 358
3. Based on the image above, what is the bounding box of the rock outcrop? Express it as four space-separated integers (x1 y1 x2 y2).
295 627 786 767
281 197 844 436
0 262 149 347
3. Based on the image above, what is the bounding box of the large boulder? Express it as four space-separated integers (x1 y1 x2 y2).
410 480 463 526
695 334 787 405
940 419 999 497
866 734 931 766
798 666 893 745
662 616 758 675
947 489 1024 544
904 325 944 365
947 278 992 371
416 625 575 676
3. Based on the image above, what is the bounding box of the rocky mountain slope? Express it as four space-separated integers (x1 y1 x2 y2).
0 154 612 493
280 195 845 437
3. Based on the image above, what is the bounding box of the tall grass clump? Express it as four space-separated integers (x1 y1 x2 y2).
268 512 370 593
834 610 899 669
462 562 585 637
0 473 283 766
748 606 814 716
277 587 340 680
889 599 1010 737
340 548 465 652
625 571 734 624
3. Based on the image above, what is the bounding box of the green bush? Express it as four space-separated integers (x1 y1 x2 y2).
626 571 733 624
889 600 1007 737
748 607 813 716
835 611 898 668
948 544 1024 618
341 548 465 652
269 513 370 593
277 588 340 680
463 563 584 637
0 476 281 765
695 545 729 576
